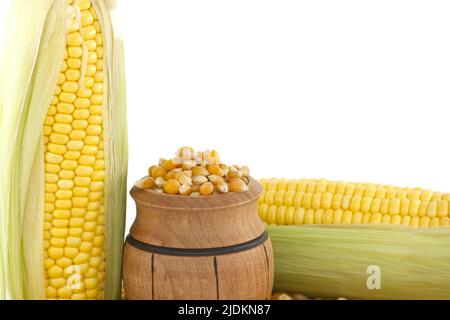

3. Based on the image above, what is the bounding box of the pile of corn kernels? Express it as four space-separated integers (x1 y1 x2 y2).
135 147 250 196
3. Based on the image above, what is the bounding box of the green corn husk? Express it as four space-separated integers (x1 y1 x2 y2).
267 224 450 300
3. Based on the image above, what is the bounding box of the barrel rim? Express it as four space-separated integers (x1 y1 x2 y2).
130 177 262 210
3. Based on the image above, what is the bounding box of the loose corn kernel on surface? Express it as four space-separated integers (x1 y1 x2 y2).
43 0 105 300
271 292 347 300
258 178 450 228
135 147 250 196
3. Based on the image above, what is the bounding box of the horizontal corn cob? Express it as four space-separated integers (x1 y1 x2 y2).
259 178 450 228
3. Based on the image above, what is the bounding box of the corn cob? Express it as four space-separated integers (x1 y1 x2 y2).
261 178 450 299
259 178 450 228
0 0 127 300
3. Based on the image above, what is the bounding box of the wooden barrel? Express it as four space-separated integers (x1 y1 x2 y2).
123 177 273 300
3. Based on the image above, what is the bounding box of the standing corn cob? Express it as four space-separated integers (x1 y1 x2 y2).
0 0 127 300
259 178 450 228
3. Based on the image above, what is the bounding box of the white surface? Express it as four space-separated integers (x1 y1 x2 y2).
1 1 450 233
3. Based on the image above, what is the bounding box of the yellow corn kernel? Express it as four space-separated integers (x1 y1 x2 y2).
286 180 298 192
199 182 214 195
331 194 343 210
440 217 449 227
49 132 69 145
399 198 410 216
362 213 372 223
65 68 80 82
305 181 316 193
293 208 305 225
285 207 295 225
264 191 275 206
381 214 391 224
380 199 390 215
410 216 420 228
354 185 365 197
311 193 322 210
207 164 225 177
370 214 387 224
323 209 333 224
427 201 438 218
73 197 89 208
421 190 433 202
259 203 269 221
46 287 58 299
78 88 93 98
321 193 332 210
420 216 431 228
386 189 397 199
304 209 314 224
360 197 372 213
282 190 295 207
302 193 313 209
342 210 353 224
437 200 448 217
48 265 64 278
391 215 402 225
349 196 362 212
341 194 352 210
345 183 356 196
375 187 387 199
295 180 308 193
314 209 324 224
400 215 410 226
229 178 249 193
265 179 277 191
276 206 287 225
316 180 327 193
389 198 400 215
352 212 363 224
418 202 429 217
430 217 440 227
364 185 376 198
332 209 343 224
292 191 304 208
48 247 64 260
274 190 286 206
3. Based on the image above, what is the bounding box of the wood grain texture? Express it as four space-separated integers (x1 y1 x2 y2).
263 240 275 299
152 254 218 300
215 238 274 300
123 243 274 300
124 177 274 300
122 242 153 299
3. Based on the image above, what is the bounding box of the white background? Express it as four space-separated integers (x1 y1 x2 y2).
1 0 450 231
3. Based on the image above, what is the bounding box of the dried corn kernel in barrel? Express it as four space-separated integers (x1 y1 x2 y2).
179 184 192 196
208 175 224 185
199 182 214 196
229 178 249 192
163 179 181 195
216 181 229 194
135 147 251 196
151 166 167 179
192 166 209 177
193 175 208 185
135 177 155 190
